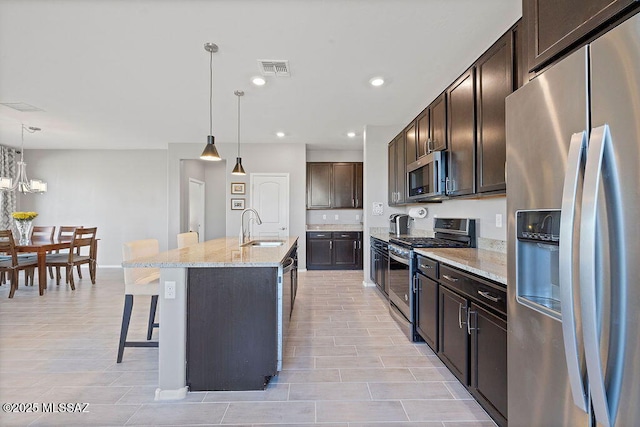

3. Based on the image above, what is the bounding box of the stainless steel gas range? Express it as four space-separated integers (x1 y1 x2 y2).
387 218 476 341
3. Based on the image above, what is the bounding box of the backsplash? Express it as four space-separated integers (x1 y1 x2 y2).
307 209 363 225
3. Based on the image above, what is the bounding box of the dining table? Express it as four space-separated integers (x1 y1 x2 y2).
15 238 74 296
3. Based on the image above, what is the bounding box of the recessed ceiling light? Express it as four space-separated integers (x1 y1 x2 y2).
347 132 356 138
276 131 285 138
369 77 385 87
252 76 266 86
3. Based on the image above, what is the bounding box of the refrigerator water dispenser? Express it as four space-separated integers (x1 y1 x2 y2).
515 210 562 320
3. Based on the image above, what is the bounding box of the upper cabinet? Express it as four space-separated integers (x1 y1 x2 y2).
475 30 514 194
416 108 429 159
388 133 407 206
429 93 447 152
446 68 476 197
307 162 363 209
405 122 417 166
524 0 638 72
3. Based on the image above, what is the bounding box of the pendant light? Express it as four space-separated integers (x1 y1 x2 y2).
0 124 47 193
200 42 222 161
231 90 246 175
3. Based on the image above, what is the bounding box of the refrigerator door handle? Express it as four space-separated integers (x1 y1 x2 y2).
559 131 589 412
580 124 625 427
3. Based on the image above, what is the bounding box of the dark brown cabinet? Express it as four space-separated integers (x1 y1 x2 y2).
306 163 331 208
475 31 514 194
416 108 429 158
405 122 417 165
446 68 476 197
416 272 439 351
306 162 363 209
388 133 406 205
370 237 389 297
470 302 508 427
429 93 447 152
439 285 470 383
307 231 362 270
524 0 638 72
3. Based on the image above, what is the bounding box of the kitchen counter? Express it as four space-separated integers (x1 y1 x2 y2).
123 237 299 400
306 224 362 232
414 248 507 285
123 236 299 268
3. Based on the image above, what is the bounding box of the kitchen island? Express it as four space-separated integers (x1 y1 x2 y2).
123 236 299 400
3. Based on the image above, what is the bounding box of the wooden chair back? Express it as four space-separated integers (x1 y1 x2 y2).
0 229 18 265
68 227 97 260
57 226 78 243
31 226 55 241
177 232 198 248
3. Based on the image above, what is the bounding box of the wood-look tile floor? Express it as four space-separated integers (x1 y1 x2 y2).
0 268 495 426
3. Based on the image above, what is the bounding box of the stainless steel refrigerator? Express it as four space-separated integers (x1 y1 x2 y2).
505 12 640 427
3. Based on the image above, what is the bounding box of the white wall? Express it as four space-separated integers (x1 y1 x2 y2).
20 149 168 266
306 149 363 162
180 159 226 241
167 142 308 268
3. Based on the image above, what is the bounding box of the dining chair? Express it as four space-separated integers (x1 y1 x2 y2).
0 230 38 298
45 227 97 289
54 226 81 281
27 225 56 282
118 239 160 363
177 231 199 248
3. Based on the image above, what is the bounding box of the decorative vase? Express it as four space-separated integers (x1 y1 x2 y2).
15 219 33 245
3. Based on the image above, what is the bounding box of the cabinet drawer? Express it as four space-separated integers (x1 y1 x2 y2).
440 265 506 315
416 255 438 280
332 232 360 239
307 232 331 239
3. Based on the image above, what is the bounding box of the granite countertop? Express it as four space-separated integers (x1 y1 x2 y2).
122 237 299 268
370 231 391 242
306 224 363 232
414 248 507 285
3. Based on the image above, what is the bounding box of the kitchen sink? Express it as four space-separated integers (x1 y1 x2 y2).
241 240 285 247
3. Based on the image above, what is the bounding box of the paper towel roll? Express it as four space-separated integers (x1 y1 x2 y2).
408 207 428 218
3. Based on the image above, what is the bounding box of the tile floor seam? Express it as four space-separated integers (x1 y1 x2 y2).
218 402 231 424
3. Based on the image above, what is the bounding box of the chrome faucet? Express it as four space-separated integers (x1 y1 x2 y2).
240 208 262 245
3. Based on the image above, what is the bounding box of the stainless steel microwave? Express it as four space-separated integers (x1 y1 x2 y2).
407 151 446 201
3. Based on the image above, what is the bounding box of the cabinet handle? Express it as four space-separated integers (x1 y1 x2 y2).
478 290 500 302
442 274 458 282
458 303 467 329
316 234 326 237
419 263 433 270
445 177 451 194
467 308 476 335
330 241 332 250
352 198 355 207
413 276 418 293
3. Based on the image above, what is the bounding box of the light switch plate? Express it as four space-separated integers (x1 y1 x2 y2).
496 214 503 228
334 214 339 220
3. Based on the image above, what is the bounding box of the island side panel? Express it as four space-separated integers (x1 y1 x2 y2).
186 267 278 391
156 267 188 400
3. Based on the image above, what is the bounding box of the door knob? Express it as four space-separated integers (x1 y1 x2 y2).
280 227 287 230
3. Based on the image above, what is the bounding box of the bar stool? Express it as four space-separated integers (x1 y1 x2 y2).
177 231 198 248
118 239 160 363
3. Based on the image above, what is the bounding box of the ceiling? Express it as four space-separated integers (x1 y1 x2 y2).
0 0 521 151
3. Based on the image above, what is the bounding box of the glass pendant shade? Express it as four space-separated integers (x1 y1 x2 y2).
232 157 245 175
200 135 221 161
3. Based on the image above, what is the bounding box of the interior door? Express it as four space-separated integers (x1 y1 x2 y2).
250 174 289 239
188 178 205 242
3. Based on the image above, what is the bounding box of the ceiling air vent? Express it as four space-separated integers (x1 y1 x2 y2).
258 60 290 77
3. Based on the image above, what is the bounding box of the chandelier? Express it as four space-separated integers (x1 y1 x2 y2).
0 124 47 193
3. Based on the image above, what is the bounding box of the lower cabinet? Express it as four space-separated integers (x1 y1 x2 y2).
307 231 362 270
370 237 389 297
418 257 507 427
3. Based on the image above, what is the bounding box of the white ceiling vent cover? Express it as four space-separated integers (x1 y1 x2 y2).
258 60 290 76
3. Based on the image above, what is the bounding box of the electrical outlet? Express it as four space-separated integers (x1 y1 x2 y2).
165 281 176 299
334 214 339 220
496 214 503 228
322 214 326 220
356 214 360 221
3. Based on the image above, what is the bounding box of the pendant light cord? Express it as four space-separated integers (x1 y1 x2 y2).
209 50 213 136
237 93 241 157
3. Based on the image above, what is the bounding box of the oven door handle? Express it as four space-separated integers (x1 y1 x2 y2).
389 252 410 266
